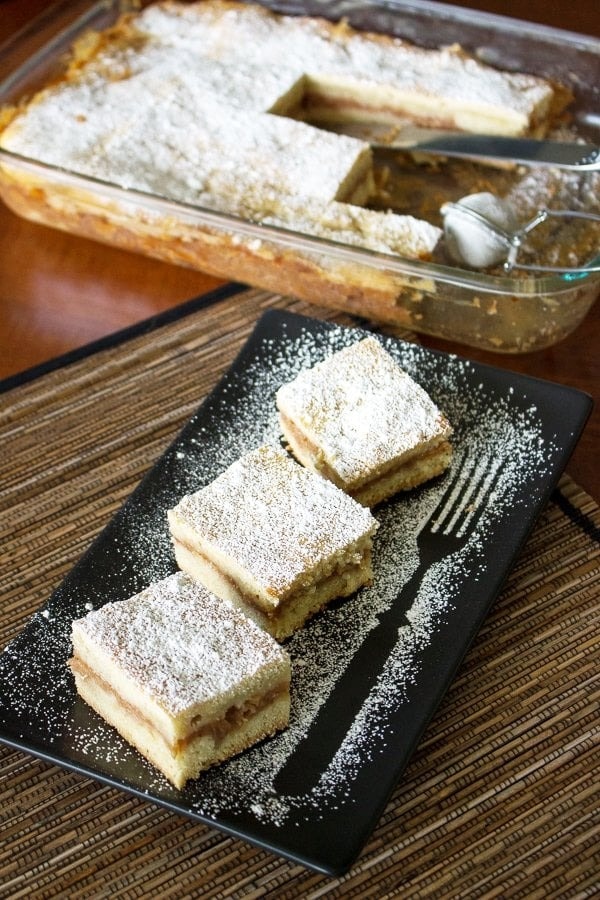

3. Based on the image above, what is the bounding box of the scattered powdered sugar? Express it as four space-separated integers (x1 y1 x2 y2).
0 316 560 830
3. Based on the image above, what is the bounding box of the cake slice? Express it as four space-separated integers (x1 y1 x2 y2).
276 336 453 507
167 444 378 641
68 572 291 789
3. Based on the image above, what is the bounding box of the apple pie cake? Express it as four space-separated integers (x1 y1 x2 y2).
276 336 453 506
68 572 291 789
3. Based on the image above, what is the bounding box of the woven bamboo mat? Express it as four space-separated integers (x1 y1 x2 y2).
1 287 598 899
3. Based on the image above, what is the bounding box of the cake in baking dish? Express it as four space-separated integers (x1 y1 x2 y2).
276 337 453 507
68 572 291 789
0 1 570 266
167 444 378 641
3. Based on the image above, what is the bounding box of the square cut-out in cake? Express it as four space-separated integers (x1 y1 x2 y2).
68 572 291 789
276 336 453 507
167 444 378 641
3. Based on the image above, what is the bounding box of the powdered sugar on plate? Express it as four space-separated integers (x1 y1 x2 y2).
0 313 569 838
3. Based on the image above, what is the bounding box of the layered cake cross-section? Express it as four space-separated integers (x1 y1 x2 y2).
167 444 379 641
276 336 453 507
68 572 291 789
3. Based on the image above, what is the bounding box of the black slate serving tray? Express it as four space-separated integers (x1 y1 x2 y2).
0 310 592 875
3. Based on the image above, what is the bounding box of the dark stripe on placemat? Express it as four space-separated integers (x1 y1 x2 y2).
0 282 246 394
554 480 600 544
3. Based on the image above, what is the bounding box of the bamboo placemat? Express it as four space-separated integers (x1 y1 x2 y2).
1 287 598 899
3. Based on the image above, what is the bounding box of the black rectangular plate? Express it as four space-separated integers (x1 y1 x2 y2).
0 310 592 875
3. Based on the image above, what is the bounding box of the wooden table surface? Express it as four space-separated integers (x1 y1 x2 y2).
1 0 598 500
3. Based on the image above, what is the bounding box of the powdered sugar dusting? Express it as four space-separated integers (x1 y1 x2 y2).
0 314 563 833
1 1 561 264
3 66 367 204
136 2 554 120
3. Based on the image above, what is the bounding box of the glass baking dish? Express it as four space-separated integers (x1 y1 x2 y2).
0 0 598 353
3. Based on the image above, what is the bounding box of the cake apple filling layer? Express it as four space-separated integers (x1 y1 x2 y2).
167 446 379 642
298 86 544 137
69 656 289 756
275 337 454 506
171 536 373 641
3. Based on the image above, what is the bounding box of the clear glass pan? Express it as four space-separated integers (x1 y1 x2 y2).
0 0 599 352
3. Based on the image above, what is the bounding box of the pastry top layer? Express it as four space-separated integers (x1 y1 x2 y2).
70 572 289 717
276 337 452 486
168 445 378 598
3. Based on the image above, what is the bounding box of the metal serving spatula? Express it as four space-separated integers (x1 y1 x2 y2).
322 121 600 171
